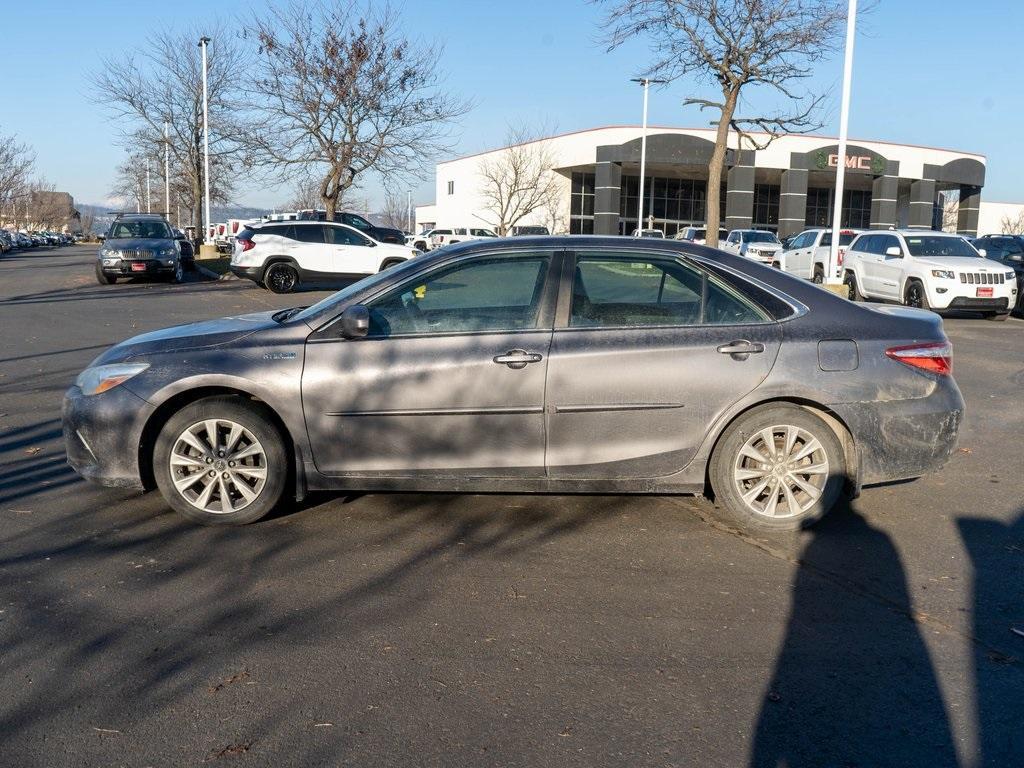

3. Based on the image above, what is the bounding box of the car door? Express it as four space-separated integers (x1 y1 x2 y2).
853 234 882 296
291 224 335 276
874 234 905 299
544 250 782 480
785 232 813 276
301 251 560 477
326 224 378 275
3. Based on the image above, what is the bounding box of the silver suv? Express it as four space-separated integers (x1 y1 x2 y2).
96 214 182 285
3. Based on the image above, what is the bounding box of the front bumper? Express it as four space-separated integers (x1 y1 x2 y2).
62 384 156 490
99 259 178 276
830 377 965 486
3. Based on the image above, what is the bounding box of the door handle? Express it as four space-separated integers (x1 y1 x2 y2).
717 340 765 359
493 349 543 369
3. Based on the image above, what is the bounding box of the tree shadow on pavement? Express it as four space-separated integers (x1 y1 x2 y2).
749 502 959 767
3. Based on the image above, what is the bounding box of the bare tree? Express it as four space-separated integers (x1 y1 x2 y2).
245 0 469 220
92 26 247 238
378 188 411 231
1001 212 1024 235
539 181 568 234
0 128 35 221
478 125 561 236
283 174 367 213
597 0 850 246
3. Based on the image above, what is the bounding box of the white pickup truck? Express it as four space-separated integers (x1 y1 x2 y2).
429 227 498 249
843 230 1017 321
777 228 861 283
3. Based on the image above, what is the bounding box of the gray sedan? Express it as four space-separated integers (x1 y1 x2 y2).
63 236 964 531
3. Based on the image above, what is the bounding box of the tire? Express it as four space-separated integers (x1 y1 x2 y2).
985 311 1010 322
167 262 184 283
414 241 426 251
95 263 116 285
265 262 299 293
812 265 824 284
709 404 846 532
903 279 930 310
153 396 288 525
378 258 406 272
843 271 863 301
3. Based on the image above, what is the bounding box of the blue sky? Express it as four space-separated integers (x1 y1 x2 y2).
6 0 1023 210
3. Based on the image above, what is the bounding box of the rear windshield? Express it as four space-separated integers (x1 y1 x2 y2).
821 232 856 247
904 236 979 259
744 231 779 244
237 228 256 241
108 220 172 239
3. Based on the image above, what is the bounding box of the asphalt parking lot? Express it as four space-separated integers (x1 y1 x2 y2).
0 244 1021 767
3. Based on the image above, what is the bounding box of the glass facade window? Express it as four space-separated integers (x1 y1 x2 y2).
806 187 872 229
618 175 724 238
570 171 595 234
752 184 780 231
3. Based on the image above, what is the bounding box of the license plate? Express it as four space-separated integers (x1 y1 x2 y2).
976 287 993 298
130 263 147 272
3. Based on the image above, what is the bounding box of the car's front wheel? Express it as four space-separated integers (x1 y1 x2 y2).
709 404 846 531
95 263 116 285
904 280 930 310
153 396 288 525
265 263 299 293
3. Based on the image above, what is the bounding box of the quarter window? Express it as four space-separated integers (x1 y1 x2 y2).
365 256 551 337
569 255 768 328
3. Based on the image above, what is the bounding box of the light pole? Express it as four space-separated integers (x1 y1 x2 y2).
827 0 858 287
164 121 171 218
199 36 212 246
631 77 666 235
146 160 151 213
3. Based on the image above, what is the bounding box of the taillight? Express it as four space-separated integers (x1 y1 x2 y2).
885 341 952 376
837 247 846 266
240 238 254 252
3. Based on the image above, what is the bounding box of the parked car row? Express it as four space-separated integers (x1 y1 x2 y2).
407 225 548 252
1 229 77 252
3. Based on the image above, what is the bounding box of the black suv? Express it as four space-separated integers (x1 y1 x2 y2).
296 209 404 244
974 234 1024 313
96 214 183 284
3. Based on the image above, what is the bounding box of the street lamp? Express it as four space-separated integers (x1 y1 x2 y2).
164 121 171 218
631 77 666 235
826 0 858 287
199 36 212 246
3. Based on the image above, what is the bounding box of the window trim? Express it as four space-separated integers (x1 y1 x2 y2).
553 248 778 332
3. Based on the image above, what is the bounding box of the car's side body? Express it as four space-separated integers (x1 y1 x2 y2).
843 230 1017 314
66 237 963 517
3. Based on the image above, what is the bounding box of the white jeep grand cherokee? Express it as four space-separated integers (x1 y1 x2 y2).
843 230 1017 321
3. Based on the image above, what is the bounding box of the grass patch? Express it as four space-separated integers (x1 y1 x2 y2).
196 256 232 276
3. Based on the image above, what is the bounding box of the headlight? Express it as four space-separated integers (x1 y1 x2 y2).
99 247 116 257
931 270 955 279
75 363 149 396
1006 272 1016 280
158 246 176 257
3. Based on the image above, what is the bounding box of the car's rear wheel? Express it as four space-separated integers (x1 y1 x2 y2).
265 263 299 293
843 271 862 301
812 265 824 284
904 280 929 310
153 396 288 525
709 404 846 532
378 257 406 272
95 264 116 285
985 311 1010 322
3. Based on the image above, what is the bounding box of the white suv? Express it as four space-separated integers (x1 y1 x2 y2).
778 228 862 283
230 221 418 293
721 229 783 263
429 227 498 249
843 230 1017 320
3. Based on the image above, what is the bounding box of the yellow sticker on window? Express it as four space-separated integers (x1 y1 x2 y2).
414 285 426 299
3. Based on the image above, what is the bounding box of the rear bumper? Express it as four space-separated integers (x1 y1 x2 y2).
229 263 265 282
62 384 155 490
830 378 965 486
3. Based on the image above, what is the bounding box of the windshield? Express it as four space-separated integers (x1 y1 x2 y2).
904 236 980 259
744 231 779 244
108 220 172 239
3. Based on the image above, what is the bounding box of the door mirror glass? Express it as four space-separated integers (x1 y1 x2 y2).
339 304 370 339
885 245 902 258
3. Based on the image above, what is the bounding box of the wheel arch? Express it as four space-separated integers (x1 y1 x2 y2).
138 385 299 496
702 396 860 500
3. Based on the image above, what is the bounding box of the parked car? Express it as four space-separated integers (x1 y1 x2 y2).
429 227 498 249
95 213 183 284
407 229 435 252
972 234 1024 314
721 230 783 263
510 225 551 237
230 220 419 293
632 228 665 238
843 230 1017 321
65 235 964 531
16 232 33 248
172 228 196 268
0 231 11 253
675 226 729 245
297 209 405 245
777 228 862 283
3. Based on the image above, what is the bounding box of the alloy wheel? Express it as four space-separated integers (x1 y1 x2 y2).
732 424 830 519
906 283 924 308
267 265 297 293
168 419 268 514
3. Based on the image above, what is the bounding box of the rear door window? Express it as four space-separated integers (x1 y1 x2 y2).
293 225 325 244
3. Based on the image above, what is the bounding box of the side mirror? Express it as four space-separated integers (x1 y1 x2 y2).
977 248 987 258
339 304 369 339
885 246 902 258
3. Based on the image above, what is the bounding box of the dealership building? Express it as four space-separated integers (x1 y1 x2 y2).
415 125 1005 239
